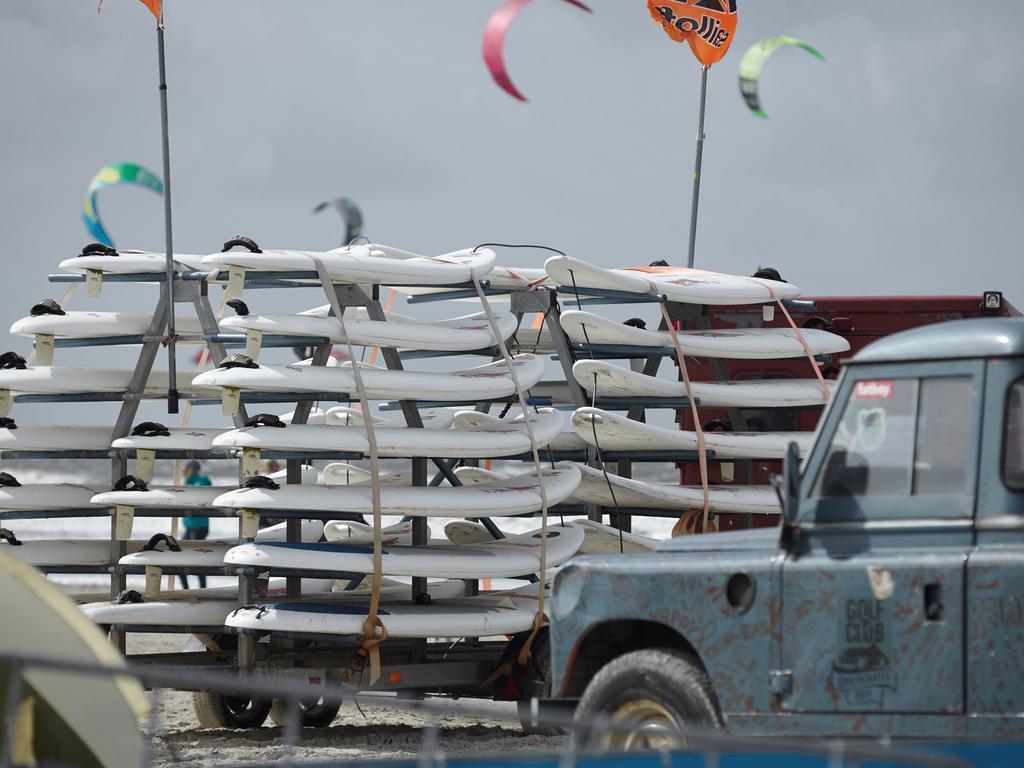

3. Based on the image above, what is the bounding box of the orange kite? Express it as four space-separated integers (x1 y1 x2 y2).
139 0 161 20
647 0 738 67
97 0 160 17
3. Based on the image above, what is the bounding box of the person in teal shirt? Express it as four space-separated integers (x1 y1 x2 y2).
180 460 212 589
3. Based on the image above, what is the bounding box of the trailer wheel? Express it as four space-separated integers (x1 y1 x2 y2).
572 648 720 751
510 628 562 735
268 698 341 729
192 691 271 729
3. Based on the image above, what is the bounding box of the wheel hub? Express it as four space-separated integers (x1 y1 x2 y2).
602 698 688 751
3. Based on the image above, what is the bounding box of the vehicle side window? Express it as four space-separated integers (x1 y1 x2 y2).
1004 380 1024 490
813 376 973 500
912 377 973 495
815 379 917 498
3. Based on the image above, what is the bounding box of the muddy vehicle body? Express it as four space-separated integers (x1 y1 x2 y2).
552 317 1024 746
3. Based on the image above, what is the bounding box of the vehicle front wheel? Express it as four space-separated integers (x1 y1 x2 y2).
572 648 721 751
192 691 272 729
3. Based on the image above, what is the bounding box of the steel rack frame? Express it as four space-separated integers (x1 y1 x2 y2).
21 268 251 651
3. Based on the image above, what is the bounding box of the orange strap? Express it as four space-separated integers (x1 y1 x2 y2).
472 276 549 668
766 287 831 401
309 255 386 685
658 301 711 532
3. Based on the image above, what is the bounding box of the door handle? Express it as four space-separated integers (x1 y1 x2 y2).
924 583 944 621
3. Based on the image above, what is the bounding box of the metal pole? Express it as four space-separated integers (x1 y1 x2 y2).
157 10 178 413
687 65 709 269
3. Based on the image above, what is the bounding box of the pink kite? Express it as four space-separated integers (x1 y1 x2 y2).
483 0 592 102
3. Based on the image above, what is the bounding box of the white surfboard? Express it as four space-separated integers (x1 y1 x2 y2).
212 465 581 518
2 527 320 569
2 538 145 568
560 310 849 358
224 525 583 579
566 462 780 515
70 575 337 606
11 311 204 340
324 520 415 545
573 360 836 407
117 520 325 569
111 426 228 454
79 578 334 627
572 407 815 459
191 354 544 403
90 486 227 510
570 519 658 554
0 549 147 768
58 249 207 275
226 583 544 639
0 367 213 396
452 408 587 453
73 574 462 605
220 309 517 352
321 463 410 487
452 466 508 485
545 255 800 305
211 410 564 459
395 264 550 296
202 244 496 285
0 483 104 511
0 425 113 452
443 520 494 545
324 406 457 430
80 578 465 628
281 407 328 425
321 576 467 602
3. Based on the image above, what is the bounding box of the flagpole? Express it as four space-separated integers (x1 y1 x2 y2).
686 65 709 269
156 5 178 413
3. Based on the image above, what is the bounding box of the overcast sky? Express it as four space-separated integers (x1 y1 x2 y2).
1 1 1022 377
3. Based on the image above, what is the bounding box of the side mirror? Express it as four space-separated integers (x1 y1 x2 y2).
772 441 802 522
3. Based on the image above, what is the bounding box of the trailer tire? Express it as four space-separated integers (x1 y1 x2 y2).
268 698 341 729
572 648 720 751
192 691 271 729
511 628 561 735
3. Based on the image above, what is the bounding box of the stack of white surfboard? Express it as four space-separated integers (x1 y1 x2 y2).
0 241 849 640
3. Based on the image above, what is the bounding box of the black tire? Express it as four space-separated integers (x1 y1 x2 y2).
572 648 721 751
511 628 561 735
192 691 272 729
268 697 341 729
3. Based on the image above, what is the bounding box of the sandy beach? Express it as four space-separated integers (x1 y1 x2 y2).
131 634 567 766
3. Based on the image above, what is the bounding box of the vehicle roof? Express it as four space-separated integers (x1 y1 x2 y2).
851 317 1024 364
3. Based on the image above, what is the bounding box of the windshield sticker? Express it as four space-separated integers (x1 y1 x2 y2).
857 408 887 452
854 380 893 399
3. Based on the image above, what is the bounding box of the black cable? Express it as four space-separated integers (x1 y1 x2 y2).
589 372 624 554
529 302 554 354
567 268 584 313
472 242 566 257
567 269 596 362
